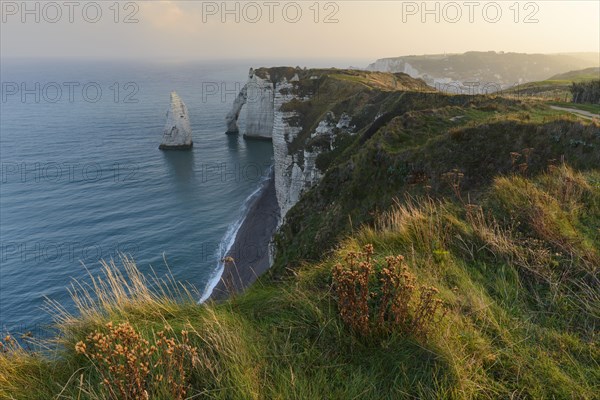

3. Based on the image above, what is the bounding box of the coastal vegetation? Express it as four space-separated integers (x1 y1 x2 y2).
502 67 600 103
1 68 599 399
571 80 600 105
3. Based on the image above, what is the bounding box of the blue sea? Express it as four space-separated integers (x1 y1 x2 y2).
0 59 274 334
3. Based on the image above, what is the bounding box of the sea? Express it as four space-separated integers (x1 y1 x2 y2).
0 59 276 335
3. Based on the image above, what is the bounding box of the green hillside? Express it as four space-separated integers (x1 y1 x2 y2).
367 51 599 89
502 67 600 103
1 69 599 399
550 67 600 82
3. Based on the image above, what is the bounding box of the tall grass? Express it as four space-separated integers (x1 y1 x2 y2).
45 255 199 333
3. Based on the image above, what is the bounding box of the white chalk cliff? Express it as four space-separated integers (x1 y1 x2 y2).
364 52 579 93
225 69 274 139
271 77 304 218
159 92 193 150
226 70 311 220
225 85 247 134
367 58 490 94
226 69 355 222
245 70 275 139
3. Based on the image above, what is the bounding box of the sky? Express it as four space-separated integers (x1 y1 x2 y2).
1 0 599 66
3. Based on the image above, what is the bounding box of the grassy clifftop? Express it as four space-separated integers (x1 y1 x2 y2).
1 69 599 399
550 67 600 82
275 94 599 271
368 51 599 88
502 67 600 104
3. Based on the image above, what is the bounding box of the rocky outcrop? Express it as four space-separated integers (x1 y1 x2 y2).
225 69 275 139
226 69 320 219
225 85 247 134
272 78 304 218
367 58 415 74
366 58 462 93
159 92 193 150
244 69 275 139
226 68 361 223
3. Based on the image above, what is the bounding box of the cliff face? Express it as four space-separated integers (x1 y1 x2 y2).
226 67 431 223
244 70 275 139
225 85 247 134
271 77 304 218
225 68 308 218
225 69 275 139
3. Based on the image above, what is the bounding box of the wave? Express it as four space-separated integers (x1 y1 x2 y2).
199 168 273 303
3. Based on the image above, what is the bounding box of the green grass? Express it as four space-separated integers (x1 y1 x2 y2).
549 67 600 82
501 67 600 103
2 166 599 399
274 97 599 270
549 101 600 115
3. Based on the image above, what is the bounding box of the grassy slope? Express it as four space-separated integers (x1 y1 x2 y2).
502 67 600 102
373 52 599 85
2 72 600 399
548 102 600 115
549 67 600 82
275 99 599 270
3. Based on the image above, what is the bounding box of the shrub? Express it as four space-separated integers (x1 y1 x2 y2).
570 80 600 104
332 244 447 340
75 321 198 400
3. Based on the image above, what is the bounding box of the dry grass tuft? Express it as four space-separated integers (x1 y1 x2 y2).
44 254 198 334
375 197 454 258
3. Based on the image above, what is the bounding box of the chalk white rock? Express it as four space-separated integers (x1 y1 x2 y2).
303 149 322 187
366 58 408 73
225 84 247 134
225 68 274 139
272 79 303 218
159 92 193 150
244 73 274 139
336 113 352 130
313 112 336 137
226 69 336 223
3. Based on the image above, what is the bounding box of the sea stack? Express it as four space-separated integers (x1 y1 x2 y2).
159 92 193 150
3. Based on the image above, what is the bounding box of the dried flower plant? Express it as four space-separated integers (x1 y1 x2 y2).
75 321 198 400
332 245 447 340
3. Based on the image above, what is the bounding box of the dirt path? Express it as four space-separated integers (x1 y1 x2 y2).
550 106 599 120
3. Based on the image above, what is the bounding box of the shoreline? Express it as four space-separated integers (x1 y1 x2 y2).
209 170 280 300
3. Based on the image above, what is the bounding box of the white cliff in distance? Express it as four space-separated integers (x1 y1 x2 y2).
226 69 314 218
159 92 193 150
244 69 275 139
226 69 356 222
225 68 275 139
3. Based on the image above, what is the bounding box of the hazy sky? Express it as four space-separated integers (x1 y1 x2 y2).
1 0 598 65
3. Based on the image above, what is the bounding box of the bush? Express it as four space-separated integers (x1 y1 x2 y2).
75 321 198 400
332 244 447 340
570 80 600 104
